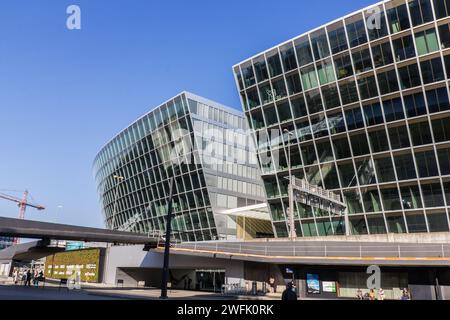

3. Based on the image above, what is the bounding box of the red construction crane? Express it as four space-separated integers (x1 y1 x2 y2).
0 190 45 244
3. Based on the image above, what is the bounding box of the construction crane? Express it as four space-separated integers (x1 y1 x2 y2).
0 190 45 244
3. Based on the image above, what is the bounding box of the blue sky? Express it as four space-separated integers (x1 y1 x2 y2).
0 0 375 228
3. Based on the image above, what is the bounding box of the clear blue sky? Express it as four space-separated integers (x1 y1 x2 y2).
0 0 375 228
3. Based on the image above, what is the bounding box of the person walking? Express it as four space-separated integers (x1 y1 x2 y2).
378 288 385 301
281 282 297 301
356 288 364 300
401 288 411 300
25 269 32 286
13 269 19 285
368 289 376 300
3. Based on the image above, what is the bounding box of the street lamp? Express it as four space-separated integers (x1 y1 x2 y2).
284 129 296 240
111 175 125 231
160 167 177 299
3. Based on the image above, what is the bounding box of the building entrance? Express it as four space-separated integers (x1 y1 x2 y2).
195 269 225 292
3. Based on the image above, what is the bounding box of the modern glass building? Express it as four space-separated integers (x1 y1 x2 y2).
233 0 450 237
93 92 268 242
0 237 13 250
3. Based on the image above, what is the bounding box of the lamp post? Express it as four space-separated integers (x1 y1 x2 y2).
160 169 177 299
284 129 296 240
111 175 125 230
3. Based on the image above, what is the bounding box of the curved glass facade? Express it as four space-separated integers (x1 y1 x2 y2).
234 0 450 237
93 92 266 242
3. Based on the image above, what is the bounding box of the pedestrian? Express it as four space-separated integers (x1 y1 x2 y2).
378 288 385 301
188 278 192 290
401 288 411 300
26 269 32 286
281 282 297 301
356 288 363 300
368 289 376 300
13 269 19 285
269 276 275 293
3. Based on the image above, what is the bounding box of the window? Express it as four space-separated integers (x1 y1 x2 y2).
334 54 354 79
401 185 422 208
267 51 283 77
409 0 434 26
301 66 318 90
263 105 278 127
409 121 432 146
339 163 357 187
328 26 348 54
380 188 402 210
367 10 389 40
369 129 389 153
383 98 404 122
346 18 368 47
389 125 410 149
286 73 302 95
398 63 421 89
311 30 330 60
328 112 346 134
301 144 317 165
404 92 426 117
246 88 260 109
362 189 382 213
432 117 450 142
421 183 445 207
358 76 378 100
366 215 387 234
305 90 323 114
415 29 439 55
437 148 450 175
295 37 314 67
333 137 352 159
351 134 370 156
317 60 336 85
420 58 445 84
415 150 439 177
386 214 407 233
395 153 417 180
317 141 334 163
253 55 269 83
426 87 450 113
405 213 428 232
353 48 373 74
356 158 376 185
393 35 416 61
364 102 384 126
434 0 450 18
446 55 450 77
375 157 396 182
242 63 255 88
345 107 365 130
291 96 308 118
310 115 328 138
372 42 394 67
271 79 287 100
378 69 399 95
427 212 450 232
280 44 297 72
387 3 411 33
438 24 450 49
339 80 359 105
322 85 341 109
277 102 292 123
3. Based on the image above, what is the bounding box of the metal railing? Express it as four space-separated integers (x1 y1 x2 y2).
174 242 450 259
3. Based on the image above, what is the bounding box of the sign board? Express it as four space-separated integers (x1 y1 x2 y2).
306 273 320 294
285 268 294 274
44 248 101 283
322 281 337 293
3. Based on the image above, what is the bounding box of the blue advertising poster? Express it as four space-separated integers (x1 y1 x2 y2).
306 273 320 294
